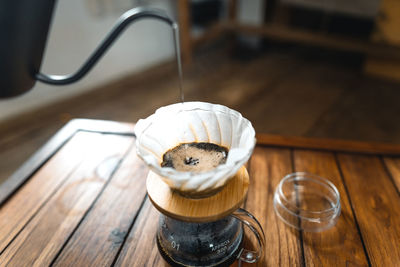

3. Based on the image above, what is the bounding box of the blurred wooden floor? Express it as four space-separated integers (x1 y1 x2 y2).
1 44 400 184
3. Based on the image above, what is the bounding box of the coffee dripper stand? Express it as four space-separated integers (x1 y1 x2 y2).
146 166 266 266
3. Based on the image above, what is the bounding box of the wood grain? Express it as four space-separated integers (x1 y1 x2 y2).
382 156 400 192
257 133 400 155
0 119 135 205
0 125 59 194
337 153 400 265
0 132 97 253
245 147 303 266
1 117 400 266
52 142 148 266
114 199 165 267
147 167 249 223
241 61 348 138
293 150 369 266
0 133 133 266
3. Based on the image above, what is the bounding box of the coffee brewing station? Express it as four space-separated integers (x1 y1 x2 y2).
1 2 343 266
135 101 265 266
1 3 266 265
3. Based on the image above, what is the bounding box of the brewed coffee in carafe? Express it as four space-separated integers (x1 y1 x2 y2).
157 215 244 266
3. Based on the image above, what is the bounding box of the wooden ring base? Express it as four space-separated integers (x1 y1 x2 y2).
146 166 249 222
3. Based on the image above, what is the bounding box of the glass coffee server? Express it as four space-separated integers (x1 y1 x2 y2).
147 167 265 267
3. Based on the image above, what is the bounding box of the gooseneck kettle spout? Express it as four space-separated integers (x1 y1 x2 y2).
36 7 176 85
0 1 176 98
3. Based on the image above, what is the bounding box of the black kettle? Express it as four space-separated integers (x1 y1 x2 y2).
0 0 175 98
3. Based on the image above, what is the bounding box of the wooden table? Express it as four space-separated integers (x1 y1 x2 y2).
1 119 400 266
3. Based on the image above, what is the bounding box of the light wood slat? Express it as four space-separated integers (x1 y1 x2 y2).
0 132 96 253
245 147 303 266
256 134 400 155
382 157 400 193
293 150 369 266
338 154 400 265
0 133 133 266
52 142 148 266
114 199 165 266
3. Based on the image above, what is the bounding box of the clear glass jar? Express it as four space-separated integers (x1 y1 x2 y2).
274 172 341 232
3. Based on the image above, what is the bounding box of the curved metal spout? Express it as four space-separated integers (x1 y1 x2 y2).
36 7 176 85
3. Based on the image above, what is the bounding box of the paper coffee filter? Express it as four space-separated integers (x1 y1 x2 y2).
135 101 256 196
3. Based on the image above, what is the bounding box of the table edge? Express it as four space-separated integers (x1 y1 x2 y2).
0 119 135 206
256 133 400 155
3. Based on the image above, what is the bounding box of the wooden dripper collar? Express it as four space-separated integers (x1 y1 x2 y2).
146 167 250 223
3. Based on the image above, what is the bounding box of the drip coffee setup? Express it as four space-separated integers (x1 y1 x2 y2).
135 102 265 266
2 1 400 265
0 2 346 265
133 98 342 266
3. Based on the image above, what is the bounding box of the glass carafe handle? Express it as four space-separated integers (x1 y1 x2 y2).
232 208 266 263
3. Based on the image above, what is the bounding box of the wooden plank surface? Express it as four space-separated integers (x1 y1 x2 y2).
2 118 400 266
337 154 400 265
245 147 303 266
0 119 135 205
293 150 369 266
383 156 400 192
256 133 400 155
241 62 348 138
52 143 148 266
0 132 96 253
114 199 164 266
0 133 133 266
